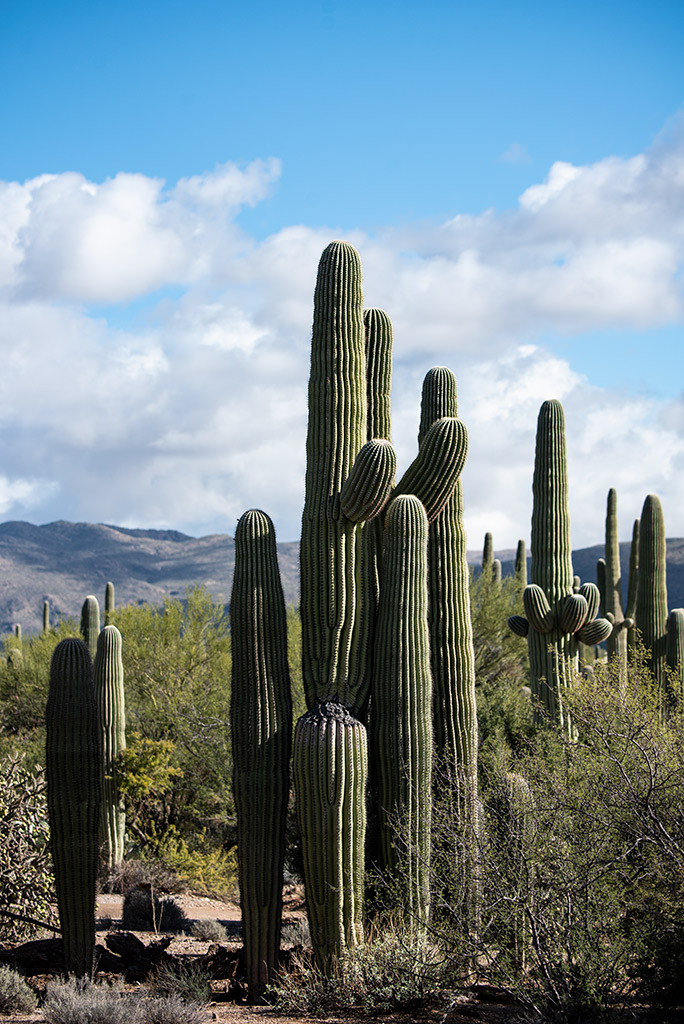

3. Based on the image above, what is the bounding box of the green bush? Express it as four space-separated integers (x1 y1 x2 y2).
0 965 37 1014
122 887 188 933
0 752 56 941
190 918 228 941
152 960 212 1004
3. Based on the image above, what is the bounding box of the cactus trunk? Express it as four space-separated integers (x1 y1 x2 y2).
94 625 126 874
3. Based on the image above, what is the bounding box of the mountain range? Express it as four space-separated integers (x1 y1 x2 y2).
0 519 682 636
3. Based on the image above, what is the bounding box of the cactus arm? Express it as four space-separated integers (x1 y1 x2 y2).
93 625 126 874
391 416 468 522
104 582 115 625
371 495 432 929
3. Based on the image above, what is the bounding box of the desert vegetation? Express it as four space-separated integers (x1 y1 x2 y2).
0 241 682 1023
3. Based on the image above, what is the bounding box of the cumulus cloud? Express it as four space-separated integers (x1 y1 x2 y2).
0 130 682 546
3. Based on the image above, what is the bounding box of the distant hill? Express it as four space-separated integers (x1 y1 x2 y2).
0 520 682 635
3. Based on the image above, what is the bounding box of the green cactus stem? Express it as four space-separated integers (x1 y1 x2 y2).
603 489 630 675
625 517 640 653
515 540 527 588
46 638 102 977
231 509 292 997
104 582 115 625
293 702 366 968
14 624 21 640
43 601 50 633
666 609 684 703
93 625 126 874
635 494 668 694
482 532 493 576
372 495 432 929
80 596 100 661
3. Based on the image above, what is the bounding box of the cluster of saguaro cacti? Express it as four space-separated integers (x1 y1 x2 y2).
230 509 292 998
233 241 469 976
94 624 126 874
46 638 102 978
508 400 611 730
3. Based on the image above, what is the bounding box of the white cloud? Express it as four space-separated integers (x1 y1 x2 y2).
0 127 682 546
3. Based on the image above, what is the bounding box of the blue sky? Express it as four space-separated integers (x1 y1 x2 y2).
0 0 683 546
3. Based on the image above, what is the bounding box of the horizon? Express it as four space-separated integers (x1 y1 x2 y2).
1 0 683 548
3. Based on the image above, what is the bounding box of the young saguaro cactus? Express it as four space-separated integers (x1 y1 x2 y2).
508 400 611 730
46 638 102 978
635 494 668 695
104 582 115 625
231 509 292 998
603 489 632 677
371 495 432 929
94 625 126 874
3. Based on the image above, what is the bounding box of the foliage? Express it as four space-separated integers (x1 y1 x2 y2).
152 960 212 1004
0 751 56 941
137 994 206 1024
189 917 227 941
43 979 135 1024
431 647 684 1022
0 619 77 765
0 965 37 1014
121 887 188 933
275 931 445 1016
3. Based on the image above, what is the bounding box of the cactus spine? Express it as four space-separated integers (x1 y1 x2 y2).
80 595 100 661
46 638 102 977
635 494 668 694
512 400 611 730
231 510 292 997
94 625 126 874
372 495 432 928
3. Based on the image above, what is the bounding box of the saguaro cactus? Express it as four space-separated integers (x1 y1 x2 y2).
94 625 126 874
372 495 432 929
515 540 527 589
231 509 292 998
626 518 640 653
666 609 684 702
43 600 50 633
104 582 115 625
46 638 102 978
482 532 494 577
635 494 668 694
603 489 632 677
80 595 100 661
508 401 611 730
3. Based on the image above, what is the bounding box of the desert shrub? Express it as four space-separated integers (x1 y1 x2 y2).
275 932 444 1015
0 751 56 941
122 887 188 933
152 961 212 1004
280 916 310 947
43 979 136 1024
431 648 684 1022
104 856 184 896
0 965 37 1014
138 994 206 1024
189 918 227 942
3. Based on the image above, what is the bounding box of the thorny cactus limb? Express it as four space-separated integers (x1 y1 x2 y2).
492 558 502 585
482 532 494 577
231 510 292 997
508 400 611 731
94 625 126 874
80 596 100 661
293 703 366 968
371 496 432 930
626 518 640 654
515 540 527 589
391 415 468 522
104 582 115 625
635 494 669 695
666 609 684 703
46 638 102 978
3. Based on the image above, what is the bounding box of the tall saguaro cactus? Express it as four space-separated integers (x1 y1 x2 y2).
231 510 292 998
104 582 115 625
46 638 102 978
94 625 126 874
372 495 432 929
509 401 611 730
